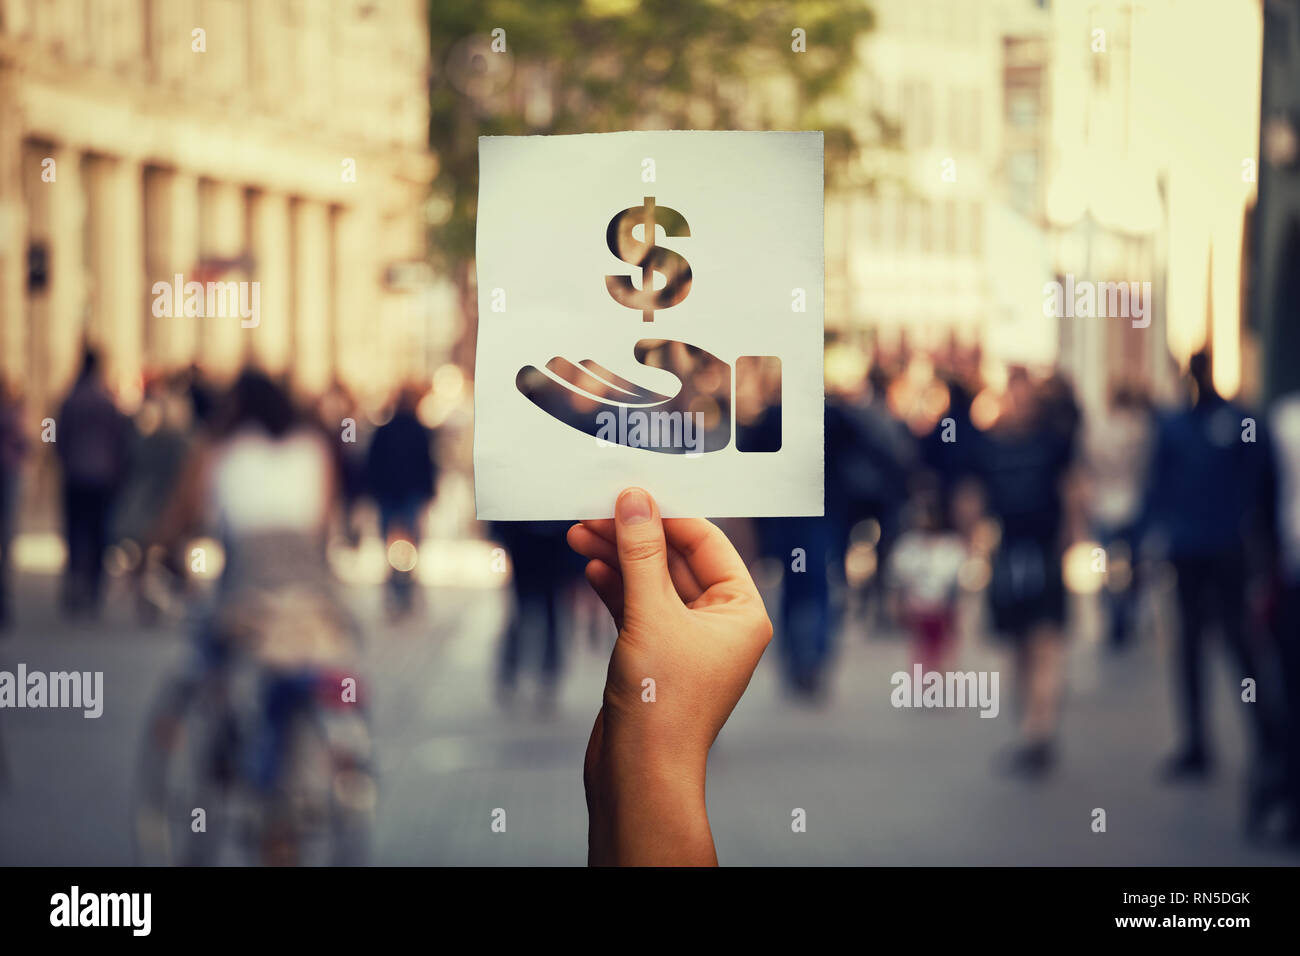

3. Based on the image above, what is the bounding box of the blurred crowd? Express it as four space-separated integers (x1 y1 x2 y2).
763 338 1299 850
1 337 1299 852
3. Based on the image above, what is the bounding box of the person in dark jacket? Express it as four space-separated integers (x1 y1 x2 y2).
971 367 1079 778
492 520 575 711
1140 351 1278 785
365 385 436 611
1269 390 1300 844
56 350 132 616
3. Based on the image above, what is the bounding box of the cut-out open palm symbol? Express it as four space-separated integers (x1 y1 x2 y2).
516 339 732 454
516 339 783 454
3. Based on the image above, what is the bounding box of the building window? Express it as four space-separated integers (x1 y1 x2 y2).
894 194 909 249
867 195 883 248
949 88 964 150
1008 151 1039 216
1007 89 1039 129
902 81 933 149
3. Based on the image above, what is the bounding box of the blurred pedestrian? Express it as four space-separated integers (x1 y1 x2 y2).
762 514 833 699
1084 383 1155 650
318 380 366 547
55 349 132 617
1140 352 1277 785
920 372 979 508
1270 389 1300 845
153 367 346 631
149 368 364 862
833 367 915 623
759 400 837 699
493 521 573 712
114 376 194 621
0 378 28 631
973 367 1080 778
887 478 967 673
184 362 218 429
365 384 437 616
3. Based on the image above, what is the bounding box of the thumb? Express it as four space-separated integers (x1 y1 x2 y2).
614 487 676 617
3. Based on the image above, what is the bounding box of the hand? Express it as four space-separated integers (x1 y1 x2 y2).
516 340 734 454
567 487 772 865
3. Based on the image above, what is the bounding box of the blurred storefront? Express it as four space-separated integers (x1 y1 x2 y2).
0 0 441 413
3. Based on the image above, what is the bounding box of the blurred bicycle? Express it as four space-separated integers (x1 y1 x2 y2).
134 370 375 865
133 584 375 866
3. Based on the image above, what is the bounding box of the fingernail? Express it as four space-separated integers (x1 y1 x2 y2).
617 488 652 525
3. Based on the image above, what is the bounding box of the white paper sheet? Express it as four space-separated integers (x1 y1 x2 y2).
474 130 824 519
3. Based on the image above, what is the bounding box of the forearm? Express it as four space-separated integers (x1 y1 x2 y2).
574 492 771 867
587 743 716 866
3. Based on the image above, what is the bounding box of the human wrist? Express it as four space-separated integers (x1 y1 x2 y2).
587 728 714 865
590 766 714 866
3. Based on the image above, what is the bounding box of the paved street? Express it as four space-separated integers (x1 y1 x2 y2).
0 566 1291 866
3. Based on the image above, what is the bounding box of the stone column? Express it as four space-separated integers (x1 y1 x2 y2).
0 75 25 390
331 202 378 393
86 155 145 405
46 144 87 400
247 190 292 375
198 178 248 381
292 199 333 395
20 144 51 414
143 168 200 371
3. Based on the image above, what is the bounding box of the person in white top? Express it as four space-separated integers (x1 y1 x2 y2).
887 482 968 673
152 369 350 661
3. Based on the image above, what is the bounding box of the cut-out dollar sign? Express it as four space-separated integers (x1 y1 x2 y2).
605 196 692 322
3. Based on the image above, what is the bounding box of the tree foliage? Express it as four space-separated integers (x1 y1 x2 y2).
427 0 876 275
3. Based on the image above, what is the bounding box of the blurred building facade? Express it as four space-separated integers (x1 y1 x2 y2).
826 0 1003 351
1041 0 1264 415
823 0 1265 420
0 0 438 413
1041 0 1167 414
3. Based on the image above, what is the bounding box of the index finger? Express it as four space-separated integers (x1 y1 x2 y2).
661 517 756 594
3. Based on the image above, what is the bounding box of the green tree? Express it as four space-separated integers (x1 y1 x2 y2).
427 0 878 296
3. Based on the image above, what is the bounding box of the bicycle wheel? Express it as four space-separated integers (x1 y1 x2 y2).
267 707 376 866
132 676 236 866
